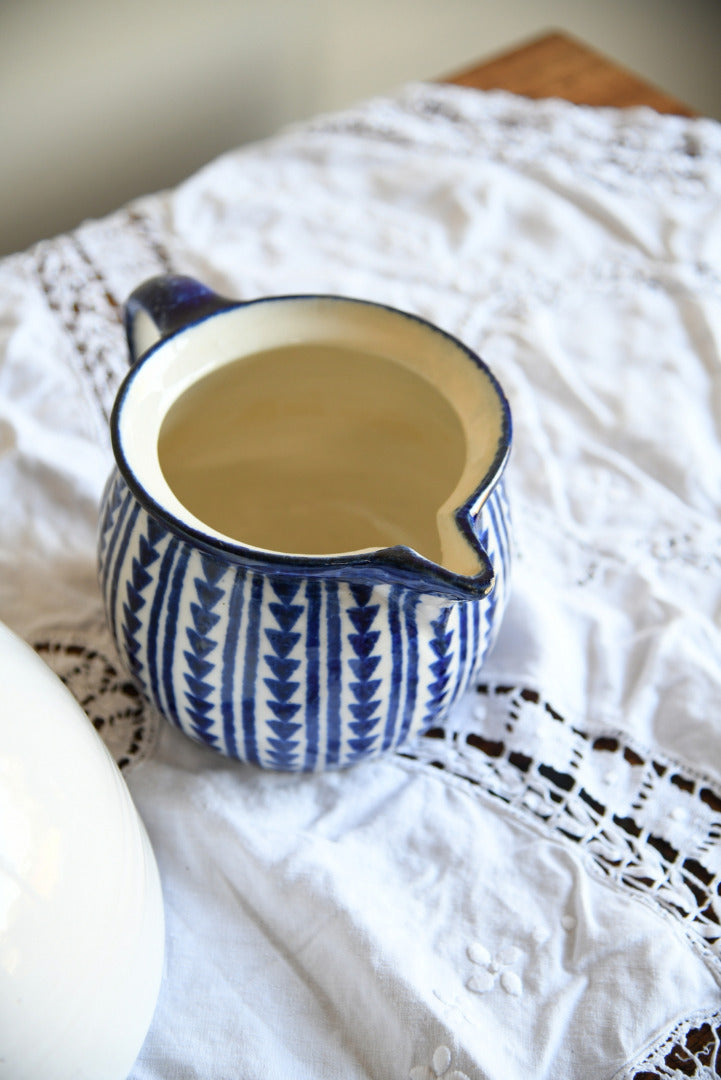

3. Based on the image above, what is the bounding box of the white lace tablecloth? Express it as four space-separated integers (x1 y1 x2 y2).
2 83 721 1079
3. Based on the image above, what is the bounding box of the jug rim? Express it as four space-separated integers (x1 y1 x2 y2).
111 290 512 601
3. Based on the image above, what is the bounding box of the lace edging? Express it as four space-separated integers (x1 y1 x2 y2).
300 82 721 201
32 616 160 771
400 679 721 981
27 203 176 435
619 1008 721 1078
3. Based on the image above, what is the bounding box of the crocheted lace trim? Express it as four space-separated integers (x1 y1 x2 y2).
402 679 721 980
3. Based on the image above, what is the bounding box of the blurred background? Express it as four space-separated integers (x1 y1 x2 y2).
1 0 720 258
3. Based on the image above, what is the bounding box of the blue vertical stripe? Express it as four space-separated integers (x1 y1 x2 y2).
220 568 246 759
454 600 469 699
472 595 481 680
488 493 509 610
241 574 263 765
324 581 342 767
483 498 498 574
303 580 322 770
397 592 420 743
481 499 501 655
382 586 404 751
161 545 190 726
489 487 510 574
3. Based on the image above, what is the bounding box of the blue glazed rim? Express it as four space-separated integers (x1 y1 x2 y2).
111 279 512 602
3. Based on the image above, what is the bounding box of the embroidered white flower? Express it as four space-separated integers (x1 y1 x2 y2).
466 941 523 996
409 1044 471 1080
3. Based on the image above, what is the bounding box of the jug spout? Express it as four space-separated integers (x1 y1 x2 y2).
325 532 495 603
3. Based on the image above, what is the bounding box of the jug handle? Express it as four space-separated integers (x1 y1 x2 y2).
124 274 238 365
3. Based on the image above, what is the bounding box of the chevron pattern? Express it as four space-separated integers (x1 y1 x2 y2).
263 579 304 769
183 554 225 747
99 474 133 605
98 474 123 559
120 516 165 692
423 606 454 726
100 476 513 771
346 584 383 760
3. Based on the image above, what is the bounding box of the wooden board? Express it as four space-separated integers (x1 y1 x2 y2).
444 30 696 116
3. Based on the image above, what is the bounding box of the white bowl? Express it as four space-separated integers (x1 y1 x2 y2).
0 621 164 1080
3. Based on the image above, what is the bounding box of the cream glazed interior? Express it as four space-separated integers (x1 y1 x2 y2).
120 296 509 577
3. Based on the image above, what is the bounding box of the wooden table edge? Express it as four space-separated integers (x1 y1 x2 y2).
442 30 697 117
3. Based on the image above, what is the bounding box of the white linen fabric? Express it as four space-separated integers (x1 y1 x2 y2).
1 83 721 1079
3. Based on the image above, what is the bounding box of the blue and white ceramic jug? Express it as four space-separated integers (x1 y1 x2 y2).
98 276 512 771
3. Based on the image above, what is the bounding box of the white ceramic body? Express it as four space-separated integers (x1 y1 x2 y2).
0 622 164 1080
100 276 513 771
